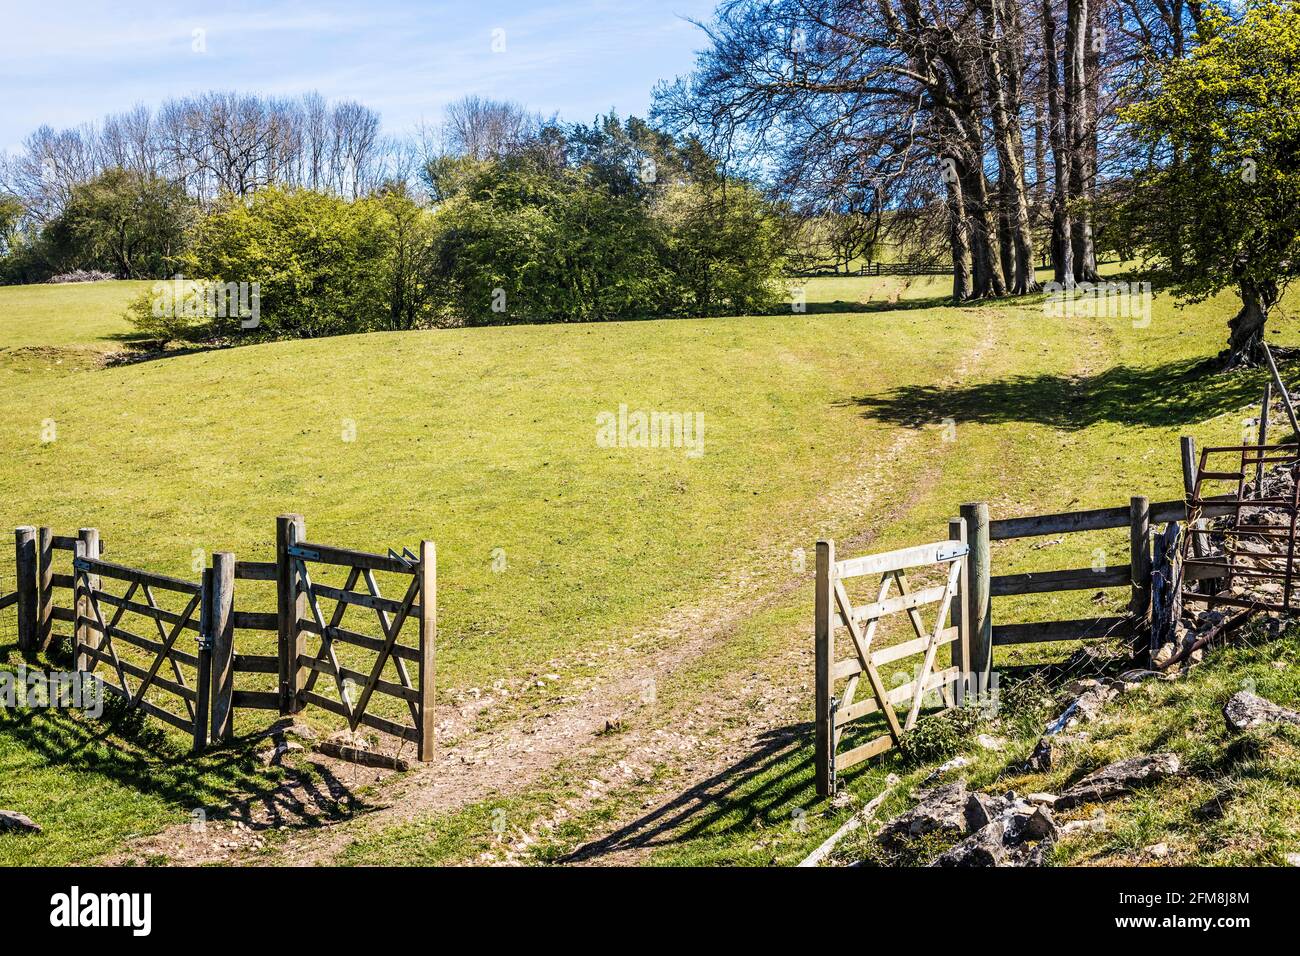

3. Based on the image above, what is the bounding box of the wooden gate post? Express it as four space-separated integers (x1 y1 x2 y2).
194 567 214 753
959 503 992 695
1130 495 1152 621
14 526 38 653
417 540 437 762
948 517 970 704
73 528 100 671
276 514 306 714
209 552 236 743
814 539 835 798
37 527 53 650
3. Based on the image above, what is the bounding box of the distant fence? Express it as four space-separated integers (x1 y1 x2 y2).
791 262 954 279
859 262 952 277
7 516 437 760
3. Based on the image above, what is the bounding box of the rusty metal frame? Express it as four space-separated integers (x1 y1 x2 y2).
1182 442 1300 615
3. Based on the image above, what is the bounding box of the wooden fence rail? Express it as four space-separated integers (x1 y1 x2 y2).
8 515 437 760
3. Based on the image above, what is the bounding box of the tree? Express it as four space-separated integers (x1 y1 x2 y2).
442 96 543 161
43 168 193 278
1119 2 1300 365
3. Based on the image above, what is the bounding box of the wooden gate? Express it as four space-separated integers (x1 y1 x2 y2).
814 524 970 797
72 548 209 748
280 516 436 761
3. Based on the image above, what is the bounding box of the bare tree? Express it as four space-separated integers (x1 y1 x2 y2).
442 95 542 160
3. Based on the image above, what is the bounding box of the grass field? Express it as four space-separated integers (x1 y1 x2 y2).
1 270 1296 865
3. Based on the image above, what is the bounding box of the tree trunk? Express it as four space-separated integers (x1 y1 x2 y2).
947 175 974 300
1065 0 1099 281
1043 0 1074 285
1227 280 1279 366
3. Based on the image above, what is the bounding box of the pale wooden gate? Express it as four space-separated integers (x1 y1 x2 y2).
279 516 436 761
814 523 970 797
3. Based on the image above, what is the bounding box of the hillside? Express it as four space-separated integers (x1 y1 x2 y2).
0 273 1296 866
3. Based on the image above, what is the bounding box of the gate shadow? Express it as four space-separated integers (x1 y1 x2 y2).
561 722 814 864
0 702 370 833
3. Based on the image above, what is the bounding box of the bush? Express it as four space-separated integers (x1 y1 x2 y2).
896 705 984 767
174 187 395 339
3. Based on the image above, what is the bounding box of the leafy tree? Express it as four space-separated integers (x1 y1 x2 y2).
430 154 671 324
43 168 193 278
168 186 390 338
1119 2 1300 364
655 179 786 314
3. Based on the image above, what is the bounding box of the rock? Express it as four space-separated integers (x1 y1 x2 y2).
1146 842 1170 859
1286 853 1300 867
877 782 970 850
1016 806 1059 843
1060 811 1107 836
0 810 40 834
282 722 317 742
258 741 304 766
1026 735 1087 771
1070 683 1119 724
1115 669 1167 691
1026 792 1059 807
976 733 1005 751
964 791 1015 832
1223 691 1300 733
932 819 1012 867
932 806 1056 868
1152 642 1180 668
919 755 971 785
1055 753 1182 809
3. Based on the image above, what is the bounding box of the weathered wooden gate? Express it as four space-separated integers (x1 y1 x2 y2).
814 522 970 797
72 547 209 747
12 515 437 760
279 515 436 761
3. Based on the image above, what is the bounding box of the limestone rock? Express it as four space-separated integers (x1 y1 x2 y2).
1055 753 1181 809
1223 691 1300 733
0 810 40 834
877 782 970 850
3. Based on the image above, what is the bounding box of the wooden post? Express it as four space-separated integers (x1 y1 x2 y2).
1257 381 1272 498
194 567 213 753
74 528 100 672
960 503 992 695
1130 496 1152 622
37 527 52 650
276 514 306 714
948 517 970 705
1262 343 1300 437
209 552 236 743
1181 435 1208 563
814 539 834 798
417 540 437 762
14 527 37 653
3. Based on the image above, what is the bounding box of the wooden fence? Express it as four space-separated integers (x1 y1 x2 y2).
812 459 1244 787
859 262 953 276
814 520 970 797
7 515 437 759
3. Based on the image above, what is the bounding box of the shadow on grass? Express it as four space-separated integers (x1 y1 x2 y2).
561 723 817 863
0 697 366 835
848 355 1280 431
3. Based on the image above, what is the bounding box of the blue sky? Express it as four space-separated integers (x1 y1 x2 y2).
0 0 719 152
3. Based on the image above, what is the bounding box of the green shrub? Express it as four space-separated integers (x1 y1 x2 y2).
896 705 984 767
